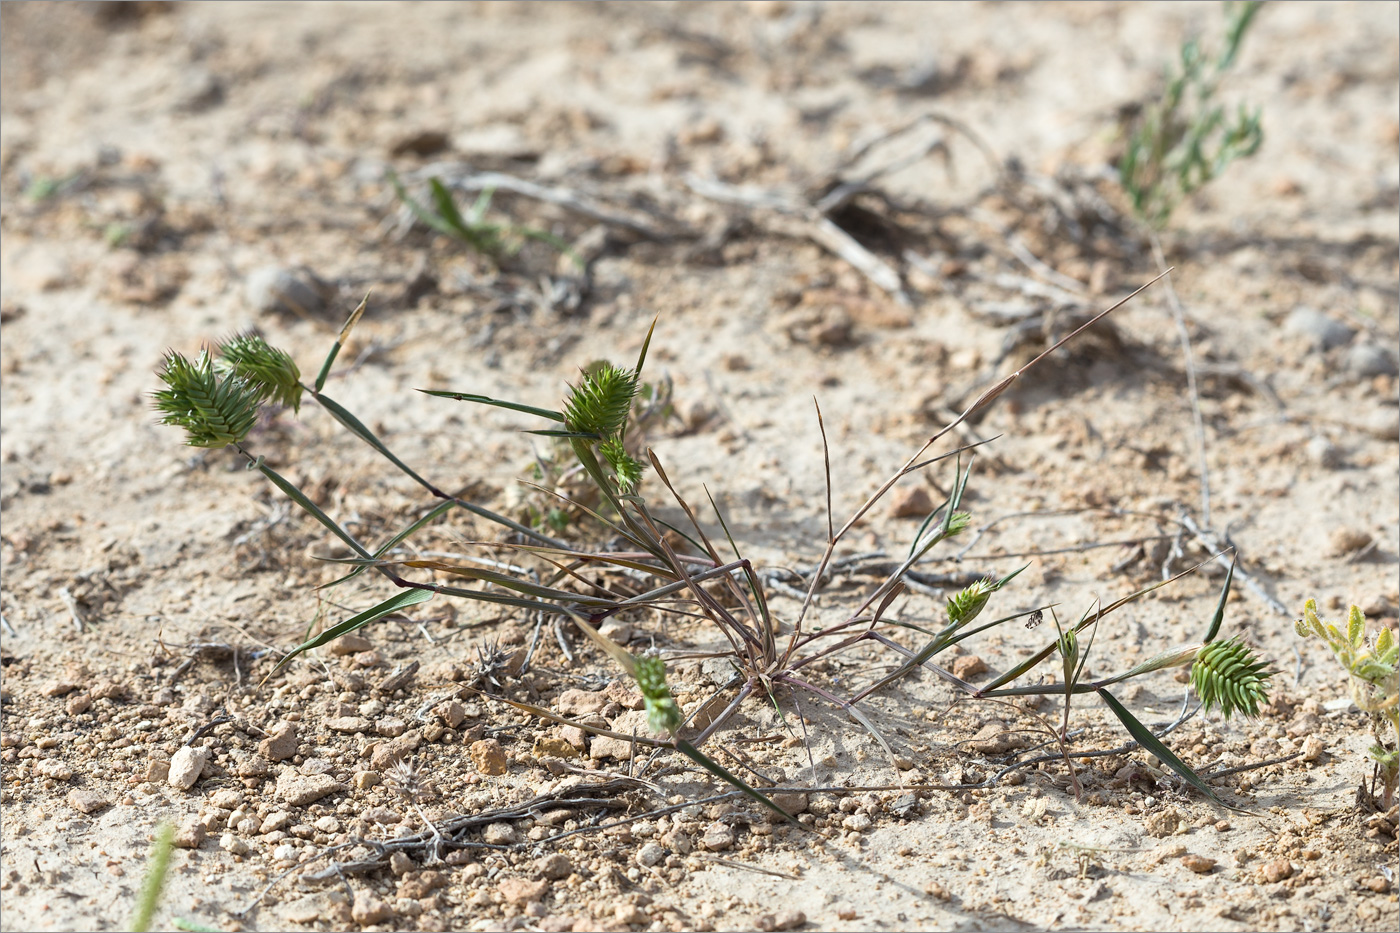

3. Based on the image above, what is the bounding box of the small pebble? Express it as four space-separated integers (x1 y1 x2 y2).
701 821 735 851
498 878 549 906
482 822 518 845
1261 858 1294 883
535 853 572 880
470 739 508 775
1345 343 1398 378
168 746 208 791
173 819 206 849
66 789 110 814
275 770 344 806
258 722 299 762
1181 854 1216 874
220 833 250 856
842 812 873 833
756 908 806 931
636 842 665 867
1285 306 1354 350
951 655 988 679
350 890 392 925
353 770 380 790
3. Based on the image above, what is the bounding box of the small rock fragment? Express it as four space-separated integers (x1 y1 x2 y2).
615 903 649 926
842 812 873 833
259 722 299 762
41 680 81 698
770 792 809 815
220 833 250 856
498 878 549 906
66 789 110 814
1285 306 1354 350
36 759 74 782
636 842 665 867
246 265 333 318
354 770 380 790
532 736 579 760
1261 858 1294 883
1181 854 1216 874
482 822 518 845
1345 343 1398 378
437 700 467 729
951 655 988 680
889 486 935 519
556 689 608 716
351 889 393 925
173 818 206 849
470 739 508 775
168 746 209 790
389 852 415 876
701 821 735 851
756 909 806 932
535 853 572 880
1301 736 1326 762
275 770 344 806
327 634 373 656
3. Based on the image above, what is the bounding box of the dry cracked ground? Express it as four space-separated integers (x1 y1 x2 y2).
0 3 1397 932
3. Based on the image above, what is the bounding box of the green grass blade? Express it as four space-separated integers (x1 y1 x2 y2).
315 391 437 489
130 823 174 932
270 589 433 677
315 293 368 393
1096 686 1239 810
428 178 471 237
674 738 801 827
256 460 370 559
1202 552 1236 643
322 500 457 588
416 389 565 423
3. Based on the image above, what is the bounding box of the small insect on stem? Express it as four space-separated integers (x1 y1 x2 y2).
1025 609 1044 630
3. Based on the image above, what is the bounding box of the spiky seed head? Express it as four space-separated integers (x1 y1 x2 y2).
1190 635 1272 719
946 577 994 628
600 437 645 493
216 331 303 412
152 349 262 448
635 653 682 735
564 363 637 438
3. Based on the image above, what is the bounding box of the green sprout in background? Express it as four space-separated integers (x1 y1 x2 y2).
1297 599 1400 808
1119 0 1264 228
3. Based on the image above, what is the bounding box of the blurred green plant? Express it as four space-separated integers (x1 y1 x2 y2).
389 172 580 268
1297 599 1399 808
1118 0 1264 228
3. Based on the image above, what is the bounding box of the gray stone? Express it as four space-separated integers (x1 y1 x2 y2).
245 265 333 317
258 722 298 762
636 842 666 867
1285 306 1354 350
1345 343 1398 378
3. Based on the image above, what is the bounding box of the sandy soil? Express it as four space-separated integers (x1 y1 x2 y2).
1 2 1397 931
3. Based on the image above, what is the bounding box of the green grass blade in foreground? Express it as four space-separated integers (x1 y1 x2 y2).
130 823 174 932
256 459 371 559
315 293 368 393
1202 552 1236 643
269 589 433 677
673 738 801 827
1096 686 1239 811
323 500 457 588
418 389 565 423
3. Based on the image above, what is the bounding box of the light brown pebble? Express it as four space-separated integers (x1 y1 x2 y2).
701 821 735 851
66 693 92 716
483 821 518 845
1301 736 1325 762
1261 858 1294 883
325 716 371 734
351 889 393 925
353 770 379 790
436 700 468 729
1181 854 1216 874
275 770 344 806
41 680 81 698
1364 875 1391 893
535 853 572 880
167 746 208 791
67 789 110 814
36 759 74 782
328 634 373 656
498 877 549 906
532 736 580 760
389 852 415 876
470 738 508 775
756 909 806 932
615 903 648 926
258 722 299 762
888 486 935 519
951 655 988 679
173 818 206 849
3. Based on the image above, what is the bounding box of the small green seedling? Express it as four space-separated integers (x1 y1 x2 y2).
1119 0 1264 228
1297 599 1399 808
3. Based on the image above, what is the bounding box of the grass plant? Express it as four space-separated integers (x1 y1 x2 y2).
154 272 1274 813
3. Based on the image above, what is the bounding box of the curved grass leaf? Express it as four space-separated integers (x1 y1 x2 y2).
269 588 433 677
1096 686 1240 811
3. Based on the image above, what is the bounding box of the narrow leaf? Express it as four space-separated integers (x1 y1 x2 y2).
418 389 565 423
1096 687 1239 811
674 738 801 827
269 589 432 677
